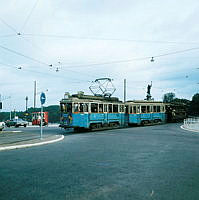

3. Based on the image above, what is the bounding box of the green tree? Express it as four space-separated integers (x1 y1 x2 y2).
0 105 61 123
189 93 199 116
163 92 175 103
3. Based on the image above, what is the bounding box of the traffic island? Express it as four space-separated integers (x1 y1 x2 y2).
0 133 64 151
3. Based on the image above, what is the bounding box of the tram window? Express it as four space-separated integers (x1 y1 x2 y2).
83 103 89 112
137 106 140 113
74 103 79 112
133 106 136 113
104 104 108 112
99 104 103 112
119 105 124 112
162 106 165 112
157 106 160 112
141 106 146 113
153 106 157 112
91 103 98 113
79 103 84 112
113 104 118 113
147 106 150 113
66 103 72 113
108 104 113 113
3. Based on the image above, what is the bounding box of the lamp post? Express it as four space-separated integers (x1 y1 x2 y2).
25 96 28 112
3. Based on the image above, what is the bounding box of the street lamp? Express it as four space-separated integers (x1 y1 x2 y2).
25 96 28 112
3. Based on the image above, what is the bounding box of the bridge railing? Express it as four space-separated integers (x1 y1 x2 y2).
183 117 199 131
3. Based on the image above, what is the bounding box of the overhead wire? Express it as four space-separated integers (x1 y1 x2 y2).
58 56 151 69
0 44 50 66
0 17 99 80
1 17 199 69
18 36 53 59
0 18 18 34
22 33 199 45
154 47 199 58
1 17 199 78
0 61 94 83
0 34 17 38
57 46 199 69
20 0 40 33
0 17 55 63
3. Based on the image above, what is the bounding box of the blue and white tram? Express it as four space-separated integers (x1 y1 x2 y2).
60 92 127 131
125 100 166 125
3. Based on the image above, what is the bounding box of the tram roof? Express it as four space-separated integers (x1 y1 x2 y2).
61 93 122 103
126 100 164 104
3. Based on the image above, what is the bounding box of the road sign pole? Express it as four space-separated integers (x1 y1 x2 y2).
40 92 46 140
40 104 43 140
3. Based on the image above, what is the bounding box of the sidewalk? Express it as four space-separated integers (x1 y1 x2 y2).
0 131 64 151
27 123 59 128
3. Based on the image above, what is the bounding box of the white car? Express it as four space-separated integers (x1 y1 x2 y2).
0 122 5 131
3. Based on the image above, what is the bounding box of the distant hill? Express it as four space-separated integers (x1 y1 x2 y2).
0 105 60 123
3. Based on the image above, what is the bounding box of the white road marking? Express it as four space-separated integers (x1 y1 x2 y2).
0 135 64 151
180 125 199 133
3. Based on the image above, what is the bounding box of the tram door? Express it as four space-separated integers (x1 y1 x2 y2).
125 105 129 125
103 104 108 125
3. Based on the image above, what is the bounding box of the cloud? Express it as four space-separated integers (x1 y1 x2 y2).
0 0 199 111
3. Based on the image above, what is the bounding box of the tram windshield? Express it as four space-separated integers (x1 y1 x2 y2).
61 103 72 113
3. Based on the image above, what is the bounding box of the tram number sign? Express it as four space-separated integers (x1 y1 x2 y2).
40 92 46 105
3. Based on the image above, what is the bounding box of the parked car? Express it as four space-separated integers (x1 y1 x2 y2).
0 122 5 131
6 119 28 128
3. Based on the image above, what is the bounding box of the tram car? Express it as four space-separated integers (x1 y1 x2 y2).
125 100 166 125
60 92 167 131
60 92 126 131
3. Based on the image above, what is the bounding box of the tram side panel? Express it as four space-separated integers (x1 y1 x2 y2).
89 113 105 128
152 112 166 122
128 114 141 125
89 113 126 128
72 113 89 128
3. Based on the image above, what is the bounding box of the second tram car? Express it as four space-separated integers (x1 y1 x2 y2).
125 100 166 125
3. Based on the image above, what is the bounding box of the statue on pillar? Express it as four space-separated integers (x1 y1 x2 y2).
146 81 152 100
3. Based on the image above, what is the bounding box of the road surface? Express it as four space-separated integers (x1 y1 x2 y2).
0 123 199 200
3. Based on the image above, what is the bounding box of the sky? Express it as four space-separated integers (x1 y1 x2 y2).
0 0 199 111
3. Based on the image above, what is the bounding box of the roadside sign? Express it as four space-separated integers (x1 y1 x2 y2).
40 92 46 105
40 92 46 140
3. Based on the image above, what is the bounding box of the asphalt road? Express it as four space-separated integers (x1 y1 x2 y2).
0 123 199 200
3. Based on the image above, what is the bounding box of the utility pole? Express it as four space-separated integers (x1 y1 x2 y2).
124 79 126 102
34 81 36 109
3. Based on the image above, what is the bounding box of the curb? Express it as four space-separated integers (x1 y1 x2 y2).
180 125 199 133
0 131 22 134
27 124 59 128
0 135 64 151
